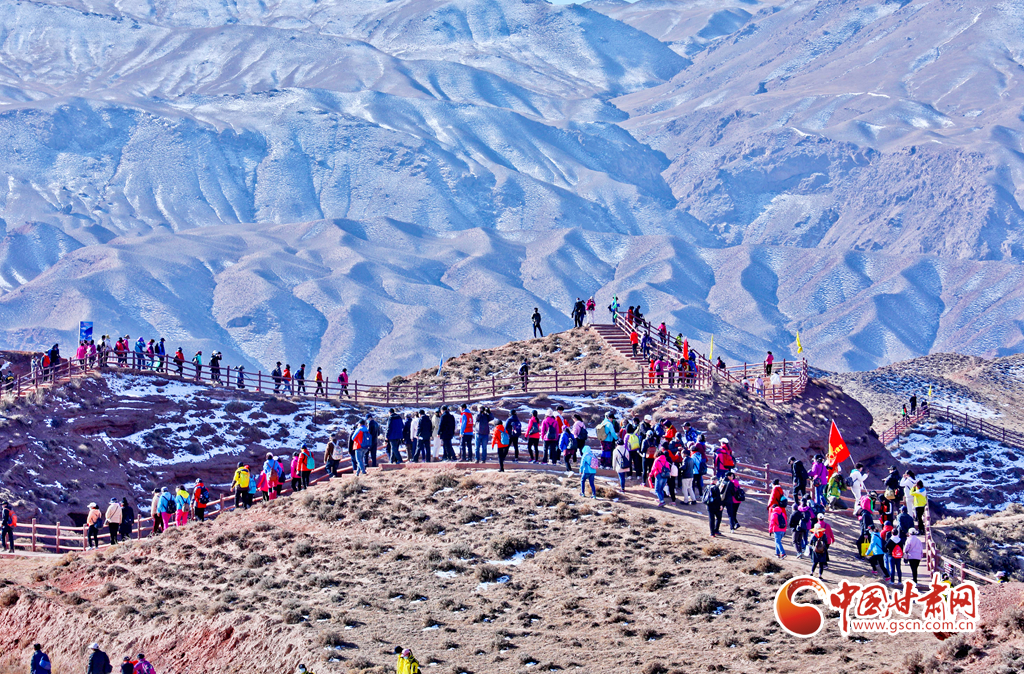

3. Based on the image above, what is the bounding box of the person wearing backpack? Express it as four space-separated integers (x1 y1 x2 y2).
132 653 154 674
490 419 511 472
886 533 904 585
505 410 522 462
86 502 103 549
649 449 672 507
769 497 788 559
720 472 744 531
809 528 830 579
351 421 369 476
612 441 631 492
298 444 314 487
714 438 735 479
580 442 598 498
598 411 619 469
192 480 210 521
790 503 807 558
149 489 163 535
414 410 433 463
864 525 885 576
0 501 15 553
30 644 51 674
678 448 696 504
702 480 723 537
458 404 474 462
539 412 559 465
87 643 112 674
903 528 924 585
173 485 190 526
558 424 575 473
231 464 251 509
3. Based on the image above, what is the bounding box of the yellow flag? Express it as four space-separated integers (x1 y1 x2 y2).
709 334 714 360
796 331 803 354
928 385 932 398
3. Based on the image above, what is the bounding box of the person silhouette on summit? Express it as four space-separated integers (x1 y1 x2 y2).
532 308 543 337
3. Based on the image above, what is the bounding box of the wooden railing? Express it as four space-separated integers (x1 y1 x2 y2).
6 353 660 406
5 462 346 554
879 403 1024 451
607 315 808 404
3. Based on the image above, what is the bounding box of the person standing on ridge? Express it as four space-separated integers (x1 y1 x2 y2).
765 350 774 376
910 394 918 414
338 368 349 397
572 297 586 328
386 409 404 464
192 350 203 382
85 502 102 549
272 362 283 393
439 406 456 461
459 404 474 462
282 364 293 395
315 367 325 395
209 351 222 384
104 498 122 544
192 480 209 522
519 360 529 390
531 308 543 338
491 418 510 471
231 463 251 509
0 501 15 553
609 295 619 321
475 406 493 463
415 410 433 463
120 497 134 541
295 364 306 394
586 297 596 325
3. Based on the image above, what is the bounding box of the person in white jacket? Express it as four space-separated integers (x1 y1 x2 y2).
849 463 868 508
900 470 918 504
903 528 925 585
104 498 123 545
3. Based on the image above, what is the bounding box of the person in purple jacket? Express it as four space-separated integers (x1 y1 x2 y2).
808 455 828 506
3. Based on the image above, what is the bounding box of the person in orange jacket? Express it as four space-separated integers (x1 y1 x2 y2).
491 420 511 472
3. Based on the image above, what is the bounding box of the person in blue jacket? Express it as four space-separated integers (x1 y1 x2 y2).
30 644 50 674
386 409 404 464
559 425 575 473
579 444 597 498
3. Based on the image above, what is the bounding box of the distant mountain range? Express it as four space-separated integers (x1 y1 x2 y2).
1 0 1021 379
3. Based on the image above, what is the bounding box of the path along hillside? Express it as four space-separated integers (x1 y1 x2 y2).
3 467 1022 674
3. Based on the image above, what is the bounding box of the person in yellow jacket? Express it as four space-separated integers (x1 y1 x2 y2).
396 649 419 674
911 480 927 533
231 462 251 510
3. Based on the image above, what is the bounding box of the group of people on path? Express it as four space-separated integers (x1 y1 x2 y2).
772 456 930 584
29 643 155 674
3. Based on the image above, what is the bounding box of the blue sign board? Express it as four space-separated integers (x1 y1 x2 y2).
80 321 93 342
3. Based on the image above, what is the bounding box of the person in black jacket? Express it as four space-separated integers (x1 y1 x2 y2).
414 410 433 462
885 466 902 503
788 456 808 497
438 406 456 461
366 414 380 467
119 497 135 542
386 409 404 464
87 644 112 674
703 481 723 537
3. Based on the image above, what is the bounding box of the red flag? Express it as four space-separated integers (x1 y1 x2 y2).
682 339 689 360
826 421 850 479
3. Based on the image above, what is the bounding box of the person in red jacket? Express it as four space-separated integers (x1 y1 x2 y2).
630 329 639 357
769 497 788 559
491 420 511 472
524 411 541 463
767 479 784 511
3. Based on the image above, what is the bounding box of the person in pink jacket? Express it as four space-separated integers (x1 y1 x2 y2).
649 450 672 507
524 411 542 463
769 497 788 559
539 413 559 464
808 455 828 505
290 452 301 491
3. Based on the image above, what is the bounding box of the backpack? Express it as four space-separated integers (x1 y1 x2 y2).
701 486 720 506
500 429 510 446
37 653 51 673
626 434 640 451
659 463 671 479
577 426 588 442
590 453 600 470
544 423 557 441
162 493 176 513
813 537 827 555
891 544 904 559
735 486 746 502
775 512 787 530
236 468 250 489
198 487 210 505
305 453 315 470
788 510 803 529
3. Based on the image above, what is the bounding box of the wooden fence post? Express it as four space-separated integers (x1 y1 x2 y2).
386 382 390 405
555 371 559 392
491 377 496 398
55 522 60 553
583 370 587 391
613 370 617 390
441 382 446 404
31 518 36 552
416 383 420 405
763 463 770 491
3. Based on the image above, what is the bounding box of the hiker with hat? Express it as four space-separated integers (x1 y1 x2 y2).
886 532 904 585
904 528 925 585
1 501 15 553
104 498 123 545
119 656 135 674
298 443 315 489
86 502 103 549
87 643 112 674
714 438 735 479
396 648 420 674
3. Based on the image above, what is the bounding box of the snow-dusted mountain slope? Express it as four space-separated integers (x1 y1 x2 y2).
1 0 1023 378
